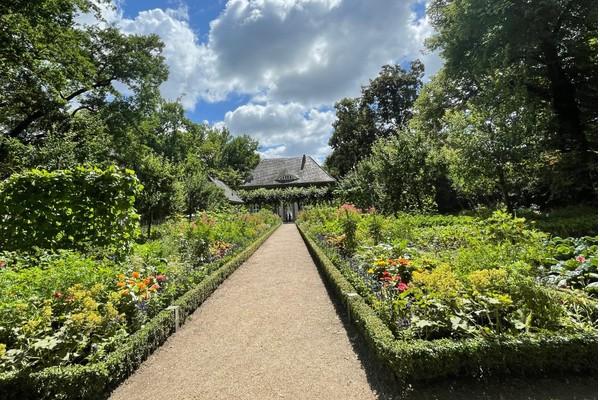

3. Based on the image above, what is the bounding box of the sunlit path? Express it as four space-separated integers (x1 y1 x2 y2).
109 224 377 400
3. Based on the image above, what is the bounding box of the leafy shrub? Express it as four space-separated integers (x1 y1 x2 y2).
298 206 597 341
537 236 598 295
518 206 598 237
0 209 279 376
0 166 142 253
298 225 597 383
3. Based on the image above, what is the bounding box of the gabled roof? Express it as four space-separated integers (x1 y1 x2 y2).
209 176 244 204
242 155 335 189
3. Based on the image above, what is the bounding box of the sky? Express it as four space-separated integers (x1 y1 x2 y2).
88 0 443 161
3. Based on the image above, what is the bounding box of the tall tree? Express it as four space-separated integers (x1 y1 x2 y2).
427 0 598 199
0 0 167 142
325 61 424 177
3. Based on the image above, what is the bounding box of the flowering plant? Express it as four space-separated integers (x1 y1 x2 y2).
116 271 166 303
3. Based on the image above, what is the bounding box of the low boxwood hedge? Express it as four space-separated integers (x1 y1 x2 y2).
0 221 281 400
297 223 598 383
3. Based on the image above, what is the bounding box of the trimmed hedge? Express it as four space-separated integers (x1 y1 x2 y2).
0 166 142 253
0 221 281 400
297 223 598 383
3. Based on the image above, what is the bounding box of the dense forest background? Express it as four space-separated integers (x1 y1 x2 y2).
326 0 597 213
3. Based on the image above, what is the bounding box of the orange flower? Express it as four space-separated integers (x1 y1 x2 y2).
132 271 140 279
143 277 152 285
116 281 125 287
117 274 125 280
137 282 147 290
120 289 129 296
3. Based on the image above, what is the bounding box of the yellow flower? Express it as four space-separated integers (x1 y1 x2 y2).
0 343 6 358
86 312 102 326
82 297 98 311
467 269 509 291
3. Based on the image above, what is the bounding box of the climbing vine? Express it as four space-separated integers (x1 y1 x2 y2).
239 186 332 205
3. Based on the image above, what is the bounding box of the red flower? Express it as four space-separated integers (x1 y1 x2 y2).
396 282 409 292
53 291 63 299
380 271 392 282
576 255 586 263
156 274 167 283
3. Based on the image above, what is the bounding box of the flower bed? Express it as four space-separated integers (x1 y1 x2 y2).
297 205 597 382
0 209 280 399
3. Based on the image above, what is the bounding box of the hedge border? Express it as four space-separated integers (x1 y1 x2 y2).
297 223 598 383
0 221 281 400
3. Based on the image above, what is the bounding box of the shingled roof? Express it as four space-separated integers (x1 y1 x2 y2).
209 176 244 204
242 155 335 189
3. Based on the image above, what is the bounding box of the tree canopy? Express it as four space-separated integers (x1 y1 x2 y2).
325 61 424 177
0 0 262 231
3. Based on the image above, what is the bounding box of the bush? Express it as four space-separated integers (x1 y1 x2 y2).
0 209 279 380
297 224 598 383
0 220 280 399
0 166 142 253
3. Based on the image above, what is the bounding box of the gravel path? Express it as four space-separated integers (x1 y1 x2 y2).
109 224 378 400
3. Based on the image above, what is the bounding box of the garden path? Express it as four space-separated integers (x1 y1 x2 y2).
109 223 378 400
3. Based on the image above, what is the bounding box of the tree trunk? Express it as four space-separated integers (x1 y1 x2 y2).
541 39 594 196
541 40 588 153
497 167 513 213
147 211 153 239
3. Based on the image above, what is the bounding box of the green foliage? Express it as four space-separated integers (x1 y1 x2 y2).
325 61 424 177
134 154 183 236
0 166 141 253
518 206 598 237
442 82 550 211
0 0 167 141
297 223 598 383
240 185 331 206
425 0 597 205
335 129 437 213
0 220 280 399
0 209 279 394
299 205 597 342
538 237 598 295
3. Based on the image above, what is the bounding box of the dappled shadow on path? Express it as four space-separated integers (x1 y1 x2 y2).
311 252 598 400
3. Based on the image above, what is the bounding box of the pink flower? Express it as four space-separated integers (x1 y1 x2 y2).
156 274 167 283
576 255 586 263
396 282 409 293
0 260 6 269
339 203 360 213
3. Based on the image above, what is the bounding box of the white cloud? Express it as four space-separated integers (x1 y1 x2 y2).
84 0 443 159
223 102 335 160
207 0 441 105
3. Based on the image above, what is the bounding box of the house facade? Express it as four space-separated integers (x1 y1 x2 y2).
242 154 335 221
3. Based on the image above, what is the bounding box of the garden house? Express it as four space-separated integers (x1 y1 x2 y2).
209 176 244 205
242 155 335 221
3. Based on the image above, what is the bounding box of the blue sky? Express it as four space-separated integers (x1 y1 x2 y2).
101 0 441 160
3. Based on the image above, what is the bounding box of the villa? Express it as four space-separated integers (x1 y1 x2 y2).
242 154 335 221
